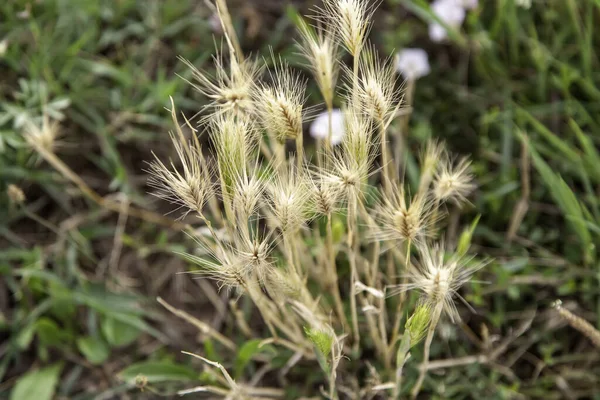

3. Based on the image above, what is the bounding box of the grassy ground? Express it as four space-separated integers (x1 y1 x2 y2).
1 0 599 398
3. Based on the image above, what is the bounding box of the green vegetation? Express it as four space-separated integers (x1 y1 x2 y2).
1 0 599 398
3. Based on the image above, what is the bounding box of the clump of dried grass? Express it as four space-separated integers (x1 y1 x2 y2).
147 1 485 398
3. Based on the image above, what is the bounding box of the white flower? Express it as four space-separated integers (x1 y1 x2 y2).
395 48 431 80
310 109 345 145
429 0 466 42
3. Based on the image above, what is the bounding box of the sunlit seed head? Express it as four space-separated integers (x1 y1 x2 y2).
387 243 487 323
312 176 344 215
179 52 260 118
209 114 257 198
354 47 403 127
253 61 306 141
232 170 266 222
372 182 437 245
321 0 374 57
234 229 274 282
297 21 339 109
266 162 314 232
418 139 445 194
433 156 475 206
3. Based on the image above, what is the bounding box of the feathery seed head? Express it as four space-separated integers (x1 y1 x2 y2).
180 52 259 118
318 108 375 199
210 114 257 196
183 242 246 292
265 267 302 304
372 182 437 245
297 21 339 108
388 243 487 322
433 156 475 206
267 162 314 233
254 61 306 141
232 170 266 222
23 113 61 154
233 228 274 282
418 140 445 194
322 0 374 57
312 174 344 215
148 102 211 218
355 47 402 127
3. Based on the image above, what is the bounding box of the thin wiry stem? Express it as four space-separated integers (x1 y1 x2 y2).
327 213 349 329
347 195 360 351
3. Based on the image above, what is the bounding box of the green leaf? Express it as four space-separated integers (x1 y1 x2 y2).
35 317 70 348
119 361 198 384
520 131 594 263
234 339 261 379
10 363 63 400
77 336 110 365
101 316 141 347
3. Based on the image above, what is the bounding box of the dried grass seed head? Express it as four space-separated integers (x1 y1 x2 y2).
266 162 314 233
297 20 339 108
389 243 487 323
354 47 403 127
209 114 257 194
324 107 375 197
321 0 374 57
23 112 61 154
148 101 212 218
181 239 246 291
372 181 437 245
434 156 475 206
233 228 274 283
232 167 267 222
253 59 306 141
419 140 445 190
180 49 260 118
312 172 344 215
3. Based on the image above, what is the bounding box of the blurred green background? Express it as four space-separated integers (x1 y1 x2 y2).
1 0 599 398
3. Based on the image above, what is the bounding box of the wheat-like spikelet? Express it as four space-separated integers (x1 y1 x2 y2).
418 139 445 194
321 0 374 57
354 46 403 128
209 114 257 201
180 50 260 118
371 181 437 245
253 59 306 142
265 161 314 234
388 243 487 323
148 102 212 218
433 155 475 206
297 20 339 110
